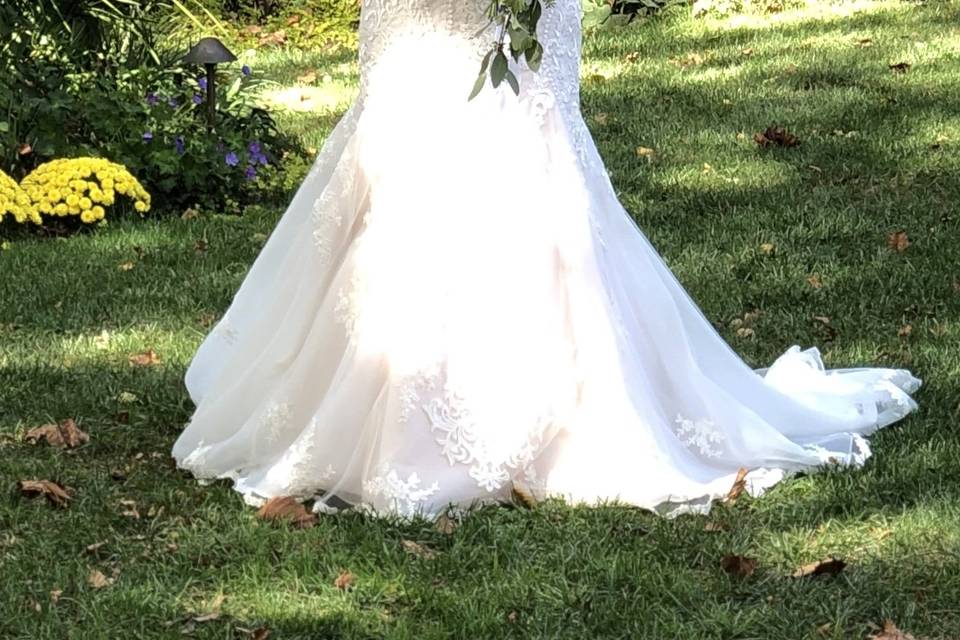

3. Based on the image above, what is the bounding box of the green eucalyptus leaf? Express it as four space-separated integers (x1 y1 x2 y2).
491 50 508 88
525 41 543 72
468 72 487 100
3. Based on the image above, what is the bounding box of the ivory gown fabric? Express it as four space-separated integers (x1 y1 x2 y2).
172 0 921 518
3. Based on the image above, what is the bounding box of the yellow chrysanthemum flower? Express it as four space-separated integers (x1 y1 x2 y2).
0 169 41 225
20 157 151 224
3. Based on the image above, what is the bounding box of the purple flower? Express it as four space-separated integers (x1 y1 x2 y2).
174 136 186 155
198 77 208 91
146 92 159 106
248 141 261 155
192 94 203 105
142 131 154 142
244 165 258 181
225 152 239 167
242 65 252 76
256 153 269 166
168 96 179 107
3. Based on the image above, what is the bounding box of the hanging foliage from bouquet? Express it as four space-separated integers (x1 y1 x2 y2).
470 0 554 99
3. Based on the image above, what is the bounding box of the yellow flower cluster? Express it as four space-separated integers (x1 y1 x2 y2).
0 170 41 225
20 158 152 224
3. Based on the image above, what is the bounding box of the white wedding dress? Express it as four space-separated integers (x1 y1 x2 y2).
172 0 920 518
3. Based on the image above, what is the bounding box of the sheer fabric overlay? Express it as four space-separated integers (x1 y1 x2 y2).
172 0 920 519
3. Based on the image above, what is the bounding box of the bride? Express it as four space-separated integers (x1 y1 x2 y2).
172 0 920 519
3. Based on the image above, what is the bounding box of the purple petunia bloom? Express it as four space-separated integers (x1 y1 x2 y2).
142 131 154 142
192 94 203 105
248 141 261 155
146 92 159 106
244 166 257 181
174 136 186 155
225 152 239 167
198 77 208 91
242 65 252 76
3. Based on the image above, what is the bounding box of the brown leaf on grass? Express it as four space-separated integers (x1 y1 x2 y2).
118 261 135 271
242 25 263 36
286 13 301 26
889 62 911 73
507 610 519 623
888 231 911 253
635 146 656 160
401 540 436 560
792 557 846 578
194 239 209 253
296 70 318 85
85 541 107 554
119 499 140 519
255 496 318 529
623 51 640 63
237 628 271 640
869 620 917 640
511 480 538 508
25 419 89 448
724 468 748 502
87 568 114 589
720 554 757 577
259 30 287 46
754 126 801 148
759 242 776 255
806 274 823 289
704 521 727 532
435 514 457 535
18 479 71 507
898 324 913 338
18 143 33 156
334 569 356 590
49 588 63 603
856 38 873 48
736 327 755 339
128 349 160 367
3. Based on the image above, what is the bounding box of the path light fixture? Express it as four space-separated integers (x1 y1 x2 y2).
182 37 237 128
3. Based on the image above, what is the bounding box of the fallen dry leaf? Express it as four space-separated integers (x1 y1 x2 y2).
25 419 89 448
119 499 140 519
759 243 776 255
856 38 873 48
18 479 71 507
754 125 801 148
807 274 823 289
49 589 62 603
128 350 160 367
736 327 755 339
889 62 911 73
898 324 913 338
334 570 356 590
85 541 107 554
87 568 114 589
869 620 917 640
118 261 135 271
255 496 318 529
297 70 318 85
624 51 640 63
401 540 436 560
635 146 656 160
792 557 846 578
720 554 757 577
511 480 538 508
888 231 911 253
724 468 748 502
704 521 727 532
435 514 457 535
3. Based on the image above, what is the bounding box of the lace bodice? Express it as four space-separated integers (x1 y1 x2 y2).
358 0 582 117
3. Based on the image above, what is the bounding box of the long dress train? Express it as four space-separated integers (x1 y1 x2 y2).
172 0 920 518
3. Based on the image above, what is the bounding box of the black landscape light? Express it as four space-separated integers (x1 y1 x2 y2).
182 37 237 128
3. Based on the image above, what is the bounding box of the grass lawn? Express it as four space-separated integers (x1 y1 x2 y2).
2 1 960 638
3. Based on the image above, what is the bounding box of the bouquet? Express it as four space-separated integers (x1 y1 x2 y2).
471 0 554 99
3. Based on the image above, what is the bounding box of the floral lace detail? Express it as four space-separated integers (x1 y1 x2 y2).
262 402 292 443
674 414 725 458
334 272 363 342
363 465 441 518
